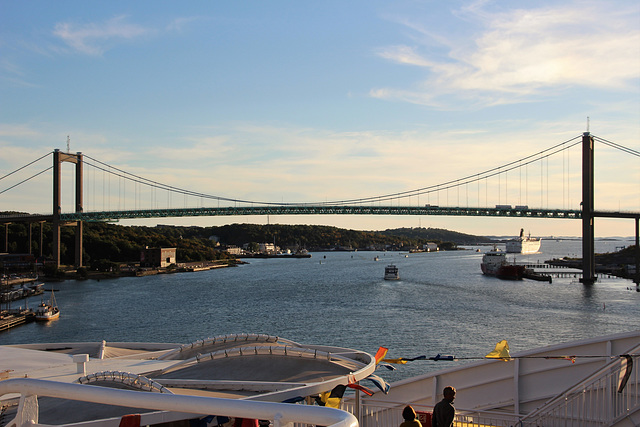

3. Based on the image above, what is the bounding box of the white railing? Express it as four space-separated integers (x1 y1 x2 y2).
0 378 357 427
518 353 639 427
341 400 520 427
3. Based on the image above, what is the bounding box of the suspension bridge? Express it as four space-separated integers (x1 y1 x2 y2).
1 132 639 284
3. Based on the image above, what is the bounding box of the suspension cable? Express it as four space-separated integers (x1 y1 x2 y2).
593 136 640 157
84 137 584 206
83 156 293 206
317 135 583 205
0 152 53 181
0 167 53 195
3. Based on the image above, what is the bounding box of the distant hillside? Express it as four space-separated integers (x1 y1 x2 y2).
0 213 489 266
378 227 490 244
203 224 488 249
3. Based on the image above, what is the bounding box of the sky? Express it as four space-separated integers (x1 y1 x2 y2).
1 0 639 238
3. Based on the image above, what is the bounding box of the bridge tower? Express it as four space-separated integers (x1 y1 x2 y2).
52 149 83 268
580 132 595 284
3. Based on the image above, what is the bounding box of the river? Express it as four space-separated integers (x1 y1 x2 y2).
1 238 638 382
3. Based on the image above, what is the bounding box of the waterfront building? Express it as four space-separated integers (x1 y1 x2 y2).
140 247 176 268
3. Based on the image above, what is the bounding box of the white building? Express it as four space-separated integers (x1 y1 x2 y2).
423 242 438 252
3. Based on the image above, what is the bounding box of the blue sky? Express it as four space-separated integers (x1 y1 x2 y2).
1 0 639 237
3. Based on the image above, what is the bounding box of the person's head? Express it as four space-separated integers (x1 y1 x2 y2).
402 405 417 421
443 386 456 402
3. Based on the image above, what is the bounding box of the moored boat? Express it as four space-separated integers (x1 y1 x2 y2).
34 290 59 321
481 247 525 280
384 264 399 280
506 228 541 254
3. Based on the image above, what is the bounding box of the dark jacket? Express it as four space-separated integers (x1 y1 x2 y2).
431 398 455 427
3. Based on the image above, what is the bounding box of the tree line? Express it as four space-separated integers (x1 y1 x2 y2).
1 216 489 268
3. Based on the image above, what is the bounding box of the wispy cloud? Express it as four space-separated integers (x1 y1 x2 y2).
373 2 640 108
166 16 205 32
53 15 150 55
0 55 43 88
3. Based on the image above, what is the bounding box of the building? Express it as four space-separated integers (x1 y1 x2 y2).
258 243 277 254
242 242 277 254
223 246 243 256
0 253 36 271
423 243 439 252
140 247 176 268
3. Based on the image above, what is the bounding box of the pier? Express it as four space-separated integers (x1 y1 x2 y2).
0 310 35 331
516 262 583 278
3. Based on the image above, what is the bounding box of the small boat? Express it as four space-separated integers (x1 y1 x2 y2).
34 290 59 321
506 228 541 254
384 264 399 280
480 247 525 280
374 256 379 261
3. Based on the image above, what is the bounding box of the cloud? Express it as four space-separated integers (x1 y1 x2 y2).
0 58 39 88
373 2 640 107
53 15 150 55
166 16 205 32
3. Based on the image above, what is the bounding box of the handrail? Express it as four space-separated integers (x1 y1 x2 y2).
342 400 520 427
518 343 640 426
0 378 358 427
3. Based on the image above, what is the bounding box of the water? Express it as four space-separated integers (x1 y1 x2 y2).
1 239 638 382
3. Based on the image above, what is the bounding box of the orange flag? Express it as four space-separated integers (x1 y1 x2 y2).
374 347 388 364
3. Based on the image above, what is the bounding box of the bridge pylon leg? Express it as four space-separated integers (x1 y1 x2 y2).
52 149 84 269
580 132 596 284
635 217 639 286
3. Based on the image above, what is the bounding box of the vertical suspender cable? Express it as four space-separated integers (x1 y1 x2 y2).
539 158 543 208
568 145 571 208
498 169 501 205
562 150 567 209
519 161 522 206
505 170 508 206
546 157 549 209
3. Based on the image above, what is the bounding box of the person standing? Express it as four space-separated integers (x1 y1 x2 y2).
432 386 456 427
399 405 422 427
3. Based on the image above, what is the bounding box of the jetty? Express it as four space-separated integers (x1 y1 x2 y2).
0 309 35 331
1 282 44 303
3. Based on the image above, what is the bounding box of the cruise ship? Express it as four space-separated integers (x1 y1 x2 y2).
506 228 542 254
1 331 638 426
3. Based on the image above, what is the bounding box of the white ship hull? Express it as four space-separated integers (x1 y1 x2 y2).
506 238 541 254
343 331 640 426
506 228 541 253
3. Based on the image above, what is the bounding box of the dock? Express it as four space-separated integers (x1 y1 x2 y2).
516 262 628 280
0 310 35 332
0 282 44 303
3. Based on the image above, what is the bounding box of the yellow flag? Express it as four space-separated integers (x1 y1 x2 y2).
381 358 408 364
485 340 511 361
319 391 342 408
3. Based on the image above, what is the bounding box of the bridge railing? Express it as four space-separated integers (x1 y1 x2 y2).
52 205 584 222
